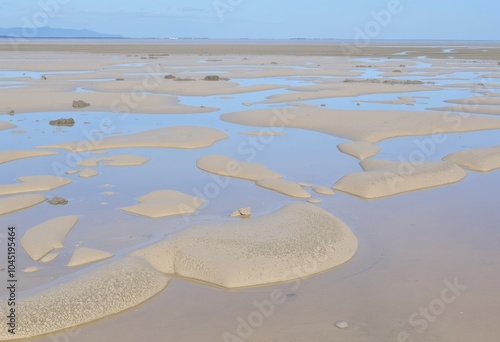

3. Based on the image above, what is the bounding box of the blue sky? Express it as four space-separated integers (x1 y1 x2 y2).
1 0 499 40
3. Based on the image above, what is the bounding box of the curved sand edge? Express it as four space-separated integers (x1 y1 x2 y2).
0 150 58 165
333 160 467 199
197 155 281 181
313 186 335 196
0 257 170 340
0 176 72 196
121 190 205 218
0 194 47 216
79 169 98 178
444 145 500 172
256 178 311 198
337 141 381 160
38 126 228 152
21 216 79 261
428 105 500 116
132 203 358 288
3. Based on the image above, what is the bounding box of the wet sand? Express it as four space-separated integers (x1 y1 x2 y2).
0 42 499 341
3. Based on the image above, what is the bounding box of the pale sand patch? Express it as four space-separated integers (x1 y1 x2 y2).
308 199 322 204
337 141 381 160
313 187 335 196
429 105 500 116
121 190 205 218
78 155 150 167
261 83 436 103
333 160 467 199
0 257 169 340
40 252 59 263
0 87 218 114
67 247 114 267
21 216 79 261
256 178 311 198
0 150 58 164
240 131 287 136
197 155 281 181
0 194 47 216
0 121 15 130
221 108 500 143
445 96 500 106
132 203 357 288
86 80 285 97
79 169 98 178
39 126 228 152
444 145 500 172
359 96 417 105
0 176 72 196
65 169 80 175
23 267 39 273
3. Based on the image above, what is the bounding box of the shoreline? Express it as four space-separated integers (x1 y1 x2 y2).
0 41 500 59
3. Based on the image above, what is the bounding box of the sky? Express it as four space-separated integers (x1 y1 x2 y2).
0 0 499 40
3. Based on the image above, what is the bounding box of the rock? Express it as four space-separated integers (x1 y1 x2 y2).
393 69 402 72
8 110 14 116
48 196 69 205
230 207 251 218
49 118 75 127
164 74 176 79
72 100 90 109
115 78 125 81
41 75 47 80
335 321 349 329
204 75 220 81
271 61 278 64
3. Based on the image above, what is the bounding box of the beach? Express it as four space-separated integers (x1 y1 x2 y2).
0 40 499 341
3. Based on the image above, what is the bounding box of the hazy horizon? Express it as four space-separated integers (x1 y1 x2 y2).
1 0 499 41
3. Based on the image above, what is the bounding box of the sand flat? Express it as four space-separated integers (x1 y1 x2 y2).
79 169 98 178
0 121 15 130
444 145 500 172
121 190 205 218
78 155 150 167
0 175 72 196
0 87 219 114
85 80 285 97
429 105 500 116
313 186 335 195
39 126 228 152
132 203 357 288
67 247 114 267
333 160 467 199
221 107 500 143
337 141 381 160
0 194 47 216
0 150 58 164
21 216 79 261
197 155 282 181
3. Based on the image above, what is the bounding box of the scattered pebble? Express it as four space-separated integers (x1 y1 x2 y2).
49 118 75 127
335 321 349 329
230 207 252 218
72 100 90 108
48 196 68 205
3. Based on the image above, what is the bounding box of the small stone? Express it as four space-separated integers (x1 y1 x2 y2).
8 110 14 116
41 75 47 80
115 78 125 81
164 74 176 79
230 207 251 218
48 196 68 205
204 75 220 81
72 100 90 108
49 118 75 127
335 321 349 329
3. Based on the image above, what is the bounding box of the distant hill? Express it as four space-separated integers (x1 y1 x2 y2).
0 27 122 38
